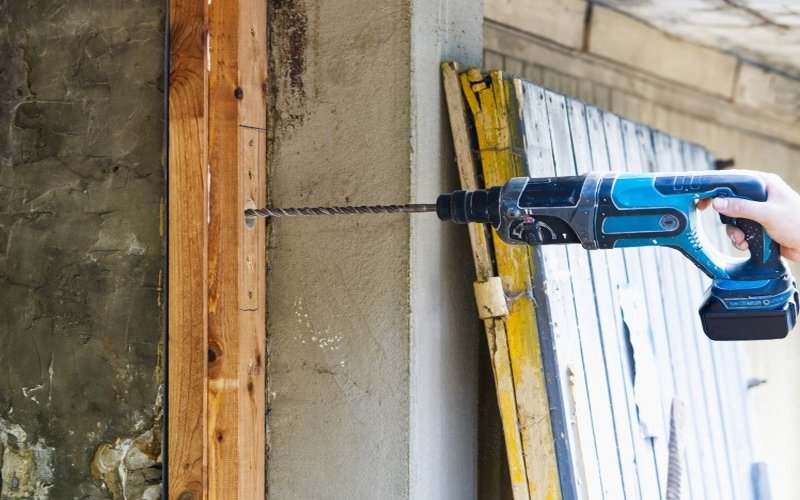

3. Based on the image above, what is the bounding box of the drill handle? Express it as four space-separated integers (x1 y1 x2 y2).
655 172 781 275
722 215 783 278
597 171 786 280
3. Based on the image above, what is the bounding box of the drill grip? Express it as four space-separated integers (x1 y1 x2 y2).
723 216 783 278
688 173 782 280
661 172 780 277
606 172 785 281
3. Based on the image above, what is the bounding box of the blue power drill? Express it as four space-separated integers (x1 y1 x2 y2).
436 171 799 341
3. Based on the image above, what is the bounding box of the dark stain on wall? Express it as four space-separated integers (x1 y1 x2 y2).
268 0 309 142
271 0 308 101
0 0 164 497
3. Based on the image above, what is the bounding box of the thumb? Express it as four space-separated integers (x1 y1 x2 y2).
711 197 771 223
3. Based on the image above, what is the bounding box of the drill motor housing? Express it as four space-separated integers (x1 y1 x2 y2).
437 172 798 341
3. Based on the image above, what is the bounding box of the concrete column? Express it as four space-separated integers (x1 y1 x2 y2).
408 0 483 497
267 0 482 497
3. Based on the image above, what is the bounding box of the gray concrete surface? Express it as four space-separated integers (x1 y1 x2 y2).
266 0 482 497
409 1 483 497
0 1 164 497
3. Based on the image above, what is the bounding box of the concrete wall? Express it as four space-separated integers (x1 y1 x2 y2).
484 1 800 497
266 0 481 497
0 1 164 498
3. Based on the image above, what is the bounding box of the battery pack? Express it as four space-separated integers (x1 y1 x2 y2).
700 294 798 341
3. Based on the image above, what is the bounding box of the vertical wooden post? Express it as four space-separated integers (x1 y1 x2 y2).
169 0 267 497
206 0 268 496
168 0 208 497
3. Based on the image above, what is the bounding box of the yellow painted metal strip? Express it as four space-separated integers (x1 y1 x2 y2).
464 68 561 500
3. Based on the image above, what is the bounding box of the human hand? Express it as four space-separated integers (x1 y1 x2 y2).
697 171 800 262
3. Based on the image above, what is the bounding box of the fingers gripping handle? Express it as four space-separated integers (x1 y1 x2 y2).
688 172 784 279
623 172 785 280
719 215 783 278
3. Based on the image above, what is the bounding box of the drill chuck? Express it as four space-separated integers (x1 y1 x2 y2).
436 188 497 224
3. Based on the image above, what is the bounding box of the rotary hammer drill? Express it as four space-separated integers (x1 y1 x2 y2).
436 171 798 341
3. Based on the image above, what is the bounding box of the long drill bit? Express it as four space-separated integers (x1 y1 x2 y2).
245 204 437 218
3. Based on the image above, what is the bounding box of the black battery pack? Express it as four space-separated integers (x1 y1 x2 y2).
700 293 799 341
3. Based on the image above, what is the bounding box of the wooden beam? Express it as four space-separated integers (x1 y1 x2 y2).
445 64 562 499
169 0 267 497
168 0 208 496
471 71 562 500
441 62 530 499
207 0 267 495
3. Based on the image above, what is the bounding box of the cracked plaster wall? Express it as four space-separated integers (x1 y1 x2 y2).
0 0 164 497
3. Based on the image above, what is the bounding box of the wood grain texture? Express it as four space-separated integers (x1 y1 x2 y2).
207 0 267 498
651 131 704 500
517 82 578 500
441 63 530 500
168 0 208 496
584 105 643 500
538 89 603 499
476 58 758 499
465 69 562 500
169 0 267 497
441 64 493 280
618 119 670 495
602 111 662 497
566 99 627 500
682 144 737 500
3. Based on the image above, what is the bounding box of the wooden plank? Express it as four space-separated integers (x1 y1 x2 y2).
651 131 705 500
206 0 267 497
442 62 530 499
584 105 642 500
602 111 661 498
167 0 208 496
565 97 630 500
709 342 747 500
519 82 578 500
442 64 493 279
464 65 760 499
681 144 737 500
690 146 751 499
542 90 604 500
619 119 669 499
664 136 725 499
467 69 562 500
633 125 680 472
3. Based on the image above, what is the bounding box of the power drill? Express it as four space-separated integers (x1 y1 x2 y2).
436 171 799 341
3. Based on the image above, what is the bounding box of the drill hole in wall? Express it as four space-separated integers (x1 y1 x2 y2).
244 199 256 229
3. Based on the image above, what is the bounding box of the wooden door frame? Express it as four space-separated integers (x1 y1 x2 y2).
167 0 268 497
